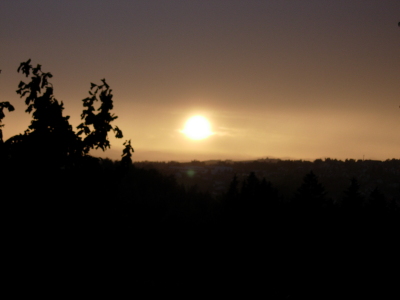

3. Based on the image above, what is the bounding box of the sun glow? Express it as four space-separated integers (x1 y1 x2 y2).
182 116 213 140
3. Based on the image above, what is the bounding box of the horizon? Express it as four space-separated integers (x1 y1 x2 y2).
94 147 398 164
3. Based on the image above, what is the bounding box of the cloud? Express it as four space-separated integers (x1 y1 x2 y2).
213 126 246 137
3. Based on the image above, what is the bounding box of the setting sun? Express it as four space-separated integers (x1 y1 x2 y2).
182 116 213 140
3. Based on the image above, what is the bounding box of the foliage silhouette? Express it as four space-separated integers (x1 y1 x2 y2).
2 59 129 170
77 79 123 154
0 101 15 139
11 60 79 168
120 139 134 168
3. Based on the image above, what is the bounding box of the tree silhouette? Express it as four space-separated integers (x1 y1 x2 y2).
241 172 261 202
3 59 128 169
226 174 239 201
6 60 79 168
0 60 139 255
223 174 240 220
342 177 364 214
295 171 326 210
368 187 386 212
120 139 134 168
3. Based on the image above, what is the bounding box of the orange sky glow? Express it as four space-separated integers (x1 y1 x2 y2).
1 1 399 162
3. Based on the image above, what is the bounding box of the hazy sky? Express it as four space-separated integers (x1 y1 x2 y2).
1 1 399 161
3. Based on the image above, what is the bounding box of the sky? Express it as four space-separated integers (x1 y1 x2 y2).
1 0 399 162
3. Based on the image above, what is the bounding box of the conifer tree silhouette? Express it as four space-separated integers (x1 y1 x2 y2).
223 175 240 219
226 175 239 202
368 187 386 212
295 171 326 210
342 178 364 211
241 172 261 202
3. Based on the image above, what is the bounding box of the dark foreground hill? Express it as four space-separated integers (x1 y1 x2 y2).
3 159 399 298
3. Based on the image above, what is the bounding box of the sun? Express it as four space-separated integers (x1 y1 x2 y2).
182 116 213 140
